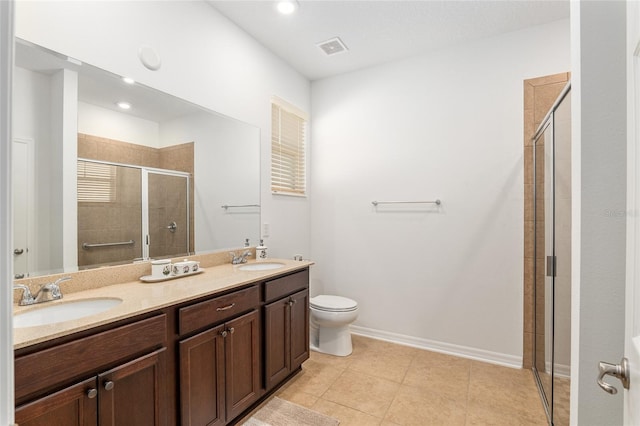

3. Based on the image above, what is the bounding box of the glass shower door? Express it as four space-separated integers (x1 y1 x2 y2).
534 119 553 415
77 161 143 267
146 171 190 259
532 86 571 426
551 90 571 426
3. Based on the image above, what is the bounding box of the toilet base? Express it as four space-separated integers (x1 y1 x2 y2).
310 324 353 357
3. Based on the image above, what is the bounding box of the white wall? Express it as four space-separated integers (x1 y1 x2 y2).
52 68 78 271
13 66 56 273
570 1 627 424
15 0 311 259
78 102 160 148
160 112 261 251
310 19 570 364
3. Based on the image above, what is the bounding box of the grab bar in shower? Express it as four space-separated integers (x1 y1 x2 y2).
371 199 441 206
221 204 261 209
82 240 135 250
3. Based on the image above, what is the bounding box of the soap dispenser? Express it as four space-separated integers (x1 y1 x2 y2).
256 239 268 260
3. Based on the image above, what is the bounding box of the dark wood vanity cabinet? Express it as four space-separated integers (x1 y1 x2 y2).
14 315 167 426
264 271 310 391
15 377 98 426
97 349 166 426
14 267 311 426
178 286 261 425
16 349 165 426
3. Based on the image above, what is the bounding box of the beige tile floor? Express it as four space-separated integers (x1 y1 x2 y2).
274 335 549 426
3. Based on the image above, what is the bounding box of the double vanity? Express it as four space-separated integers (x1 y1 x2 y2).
13 254 312 425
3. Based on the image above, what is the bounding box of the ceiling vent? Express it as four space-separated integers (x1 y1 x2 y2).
317 37 348 56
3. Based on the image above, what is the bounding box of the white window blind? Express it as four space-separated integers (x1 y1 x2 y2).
271 100 307 196
77 160 116 203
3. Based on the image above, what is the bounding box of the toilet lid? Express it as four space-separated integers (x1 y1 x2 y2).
310 295 358 312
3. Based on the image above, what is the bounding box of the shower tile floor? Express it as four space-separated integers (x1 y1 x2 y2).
275 335 548 426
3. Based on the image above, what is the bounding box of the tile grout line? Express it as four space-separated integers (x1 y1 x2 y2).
378 351 418 424
463 361 474 426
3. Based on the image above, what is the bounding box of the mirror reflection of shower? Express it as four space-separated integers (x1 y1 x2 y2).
77 159 190 268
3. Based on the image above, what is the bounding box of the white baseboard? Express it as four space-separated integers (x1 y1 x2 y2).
349 325 523 369
545 361 571 378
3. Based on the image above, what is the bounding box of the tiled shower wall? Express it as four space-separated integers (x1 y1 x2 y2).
523 72 570 368
77 163 143 266
77 134 194 267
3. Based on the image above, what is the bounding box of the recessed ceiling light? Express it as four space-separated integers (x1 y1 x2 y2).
116 102 131 110
122 77 135 85
276 0 298 15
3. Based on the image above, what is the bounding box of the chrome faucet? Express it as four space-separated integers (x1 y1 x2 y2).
230 250 252 265
13 284 35 306
13 277 71 306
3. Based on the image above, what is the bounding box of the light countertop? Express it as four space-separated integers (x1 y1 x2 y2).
13 259 313 350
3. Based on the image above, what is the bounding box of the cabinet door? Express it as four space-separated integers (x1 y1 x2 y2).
290 289 310 371
15 377 98 426
225 309 261 420
180 325 226 426
264 297 291 390
98 348 166 426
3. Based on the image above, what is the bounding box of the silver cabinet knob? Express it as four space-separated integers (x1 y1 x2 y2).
228 327 235 334
86 388 98 399
597 357 630 394
220 330 228 338
104 381 114 391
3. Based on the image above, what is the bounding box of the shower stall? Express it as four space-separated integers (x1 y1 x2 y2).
77 159 190 267
532 83 571 426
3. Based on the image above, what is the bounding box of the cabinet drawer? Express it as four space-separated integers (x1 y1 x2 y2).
15 314 166 402
179 285 259 335
264 269 309 303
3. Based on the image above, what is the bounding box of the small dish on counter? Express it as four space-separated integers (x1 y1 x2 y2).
140 268 205 283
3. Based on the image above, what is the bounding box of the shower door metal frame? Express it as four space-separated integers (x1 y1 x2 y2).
531 82 571 426
142 167 191 261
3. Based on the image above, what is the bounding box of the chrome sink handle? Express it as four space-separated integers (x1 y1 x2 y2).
13 284 35 306
229 250 252 265
34 276 71 304
597 357 630 395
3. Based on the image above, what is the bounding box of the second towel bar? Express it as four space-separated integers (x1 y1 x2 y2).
372 199 441 206
221 204 260 209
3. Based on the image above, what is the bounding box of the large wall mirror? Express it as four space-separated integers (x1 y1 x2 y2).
12 39 260 279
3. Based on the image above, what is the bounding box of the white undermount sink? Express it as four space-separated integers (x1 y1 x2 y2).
237 262 285 271
14 297 123 328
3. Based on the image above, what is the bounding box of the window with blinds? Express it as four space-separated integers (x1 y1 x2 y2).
77 160 117 203
271 99 307 196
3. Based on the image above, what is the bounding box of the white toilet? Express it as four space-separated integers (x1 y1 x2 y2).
309 295 359 357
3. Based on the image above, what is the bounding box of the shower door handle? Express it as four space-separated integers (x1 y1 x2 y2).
597 357 630 394
546 256 556 277
166 221 177 233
